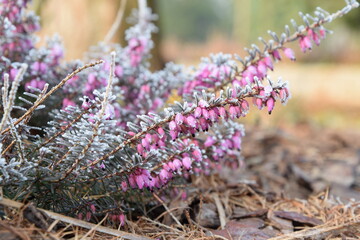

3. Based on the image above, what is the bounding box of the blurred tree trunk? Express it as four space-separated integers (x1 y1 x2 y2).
148 1 165 71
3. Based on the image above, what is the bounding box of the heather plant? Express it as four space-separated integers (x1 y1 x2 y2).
0 0 358 226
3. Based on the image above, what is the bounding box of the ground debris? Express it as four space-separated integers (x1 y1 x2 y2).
1 124 360 239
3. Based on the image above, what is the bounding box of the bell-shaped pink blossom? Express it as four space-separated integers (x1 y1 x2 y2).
175 113 184 125
204 136 216 147
299 36 312 52
263 56 274 71
185 115 197 128
182 157 192 170
121 181 128 192
194 107 202 118
283 48 296 61
266 97 275 114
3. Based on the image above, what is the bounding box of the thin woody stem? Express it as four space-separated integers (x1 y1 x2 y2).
0 60 104 136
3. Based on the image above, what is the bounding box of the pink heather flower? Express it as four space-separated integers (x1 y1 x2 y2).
145 133 153 144
242 70 254 84
232 136 242 149
67 75 79 86
266 97 275 114
168 161 176 171
272 49 281 61
135 174 145 189
192 149 202 162
247 65 257 75
86 211 91 221
169 130 178 141
163 163 171 172
198 99 209 108
209 109 218 122
157 127 165 138
308 29 320 46
173 159 182 169
62 98 76 109
229 106 238 119
319 27 326 39
169 121 178 131
128 175 136 188
257 61 267 78
202 109 210 120
240 100 249 114
181 191 187 200
182 157 192 170
141 138 150 150
159 169 170 182
204 136 216 147
254 98 263 110
81 97 91 110
218 107 227 119
194 107 202 118
199 118 209 131
299 36 312 52
185 115 197 128
51 44 63 59
104 105 115 119
10 68 18 81
121 181 128 192
31 61 47 74
25 79 46 91
77 213 83 220
283 48 296 61
90 204 96 213
119 214 126 226
175 113 184 125
263 56 274 71
115 65 123 78
279 87 290 103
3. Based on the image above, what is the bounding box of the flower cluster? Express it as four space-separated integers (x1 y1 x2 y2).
0 0 358 224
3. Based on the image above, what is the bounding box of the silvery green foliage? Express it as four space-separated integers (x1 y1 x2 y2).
0 0 358 220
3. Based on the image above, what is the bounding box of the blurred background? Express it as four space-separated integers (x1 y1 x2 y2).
31 0 360 130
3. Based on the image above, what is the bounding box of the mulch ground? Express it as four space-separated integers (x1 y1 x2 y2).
1 123 360 239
